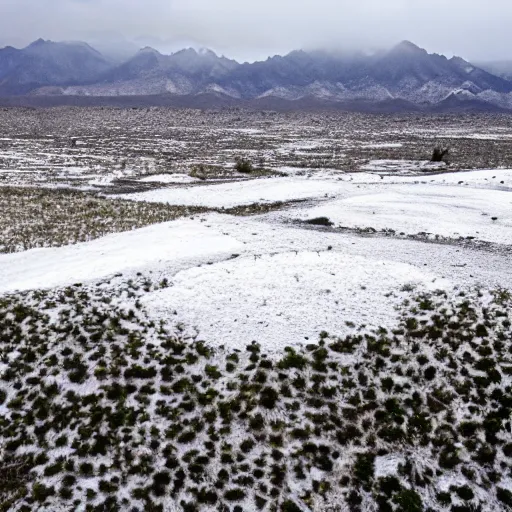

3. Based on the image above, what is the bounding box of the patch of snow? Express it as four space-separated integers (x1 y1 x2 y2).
138 173 201 184
274 166 346 178
361 160 446 173
88 175 115 187
278 141 323 152
113 177 345 208
437 474 468 492
0 220 243 294
361 143 403 149
375 455 405 478
437 133 512 140
225 128 263 134
203 213 512 290
500 478 512 493
142 251 449 351
408 168 512 188
287 184 512 244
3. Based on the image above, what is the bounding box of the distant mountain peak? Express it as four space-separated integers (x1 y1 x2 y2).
449 55 469 65
170 47 220 59
0 38 111 94
197 47 218 58
286 49 310 58
24 38 104 56
2 37 512 111
27 38 48 48
390 40 426 54
138 46 161 55
174 47 199 56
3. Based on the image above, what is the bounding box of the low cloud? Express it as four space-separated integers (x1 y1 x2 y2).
1 0 510 62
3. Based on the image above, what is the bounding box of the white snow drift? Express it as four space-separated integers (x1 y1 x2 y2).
1 167 511 349
114 177 344 208
142 251 448 351
288 184 512 244
0 221 242 294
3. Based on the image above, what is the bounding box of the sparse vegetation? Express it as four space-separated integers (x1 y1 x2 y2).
0 187 208 253
234 157 255 173
1 109 512 193
0 187 308 253
1 107 512 512
304 217 333 227
0 279 511 511
186 164 207 181
431 146 449 162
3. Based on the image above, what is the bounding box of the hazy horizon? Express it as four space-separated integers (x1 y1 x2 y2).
2 0 511 63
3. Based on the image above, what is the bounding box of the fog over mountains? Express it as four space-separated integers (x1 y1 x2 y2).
2 39 512 111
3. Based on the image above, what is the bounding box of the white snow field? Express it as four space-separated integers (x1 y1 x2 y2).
1 211 511 351
407 167 512 188
142 251 447 351
1 167 512 349
114 177 345 207
0 220 243 294
361 159 447 173
138 173 201 184
288 183 512 244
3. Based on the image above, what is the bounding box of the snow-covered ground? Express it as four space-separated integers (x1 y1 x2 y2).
113 177 345 207
143 251 447 351
407 167 512 188
361 159 447 173
4 110 512 512
361 143 403 149
1 213 511 351
1 167 512 349
0 220 242 294
138 173 201 184
286 183 512 244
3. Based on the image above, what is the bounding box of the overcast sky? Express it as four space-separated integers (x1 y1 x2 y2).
1 0 511 62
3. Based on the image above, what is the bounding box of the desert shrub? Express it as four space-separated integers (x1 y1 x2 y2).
431 147 449 162
353 453 375 489
278 349 308 370
393 489 422 512
454 485 474 501
304 217 333 227
281 500 302 512
234 157 254 174
224 488 245 501
189 164 207 180
260 387 279 409
32 483 55 502
497 487 512 507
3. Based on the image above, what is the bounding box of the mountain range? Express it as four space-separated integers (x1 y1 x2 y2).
1 39 512 111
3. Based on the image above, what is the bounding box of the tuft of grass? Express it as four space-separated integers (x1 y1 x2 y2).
304 217 333 227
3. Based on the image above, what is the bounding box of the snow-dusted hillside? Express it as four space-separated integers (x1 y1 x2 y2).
3 39 512 110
